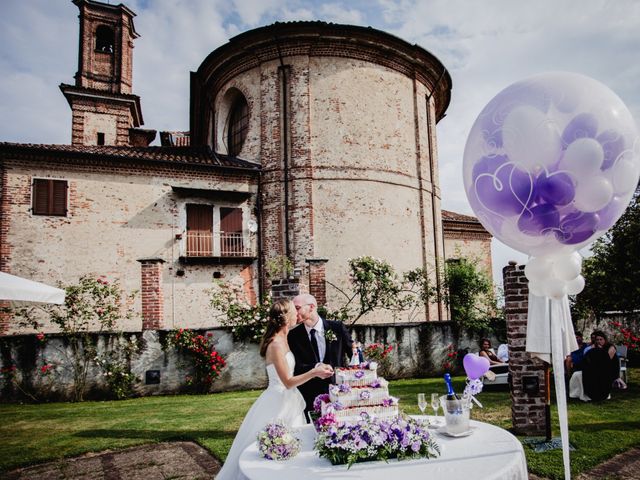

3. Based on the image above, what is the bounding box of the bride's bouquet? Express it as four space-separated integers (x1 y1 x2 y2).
256 421 301 461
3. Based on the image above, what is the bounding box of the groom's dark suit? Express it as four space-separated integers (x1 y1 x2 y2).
288 318 353 417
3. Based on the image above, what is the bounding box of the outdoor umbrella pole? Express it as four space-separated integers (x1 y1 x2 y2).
545 363 552 441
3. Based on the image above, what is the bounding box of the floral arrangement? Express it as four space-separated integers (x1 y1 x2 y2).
314 414 439 467
325 330 338 343
210 281 271 343
256 421 301 461
442 343 458 372
610 320 639 352
169 329 226 392
363 343 394 361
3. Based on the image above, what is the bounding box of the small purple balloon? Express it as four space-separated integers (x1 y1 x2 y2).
463 353 491 380
536 171 575 206
557 211 599 245
518 203 560 236
561 113 598 146
597 130 626 171
473 156 533 215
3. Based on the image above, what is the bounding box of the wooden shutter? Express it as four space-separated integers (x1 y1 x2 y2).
220 207 243 256
32 179 67 216
186 204 213 256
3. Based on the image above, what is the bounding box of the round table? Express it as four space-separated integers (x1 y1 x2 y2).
239 416 528 480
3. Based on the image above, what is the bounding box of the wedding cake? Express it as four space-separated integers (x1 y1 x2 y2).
318 361 399 423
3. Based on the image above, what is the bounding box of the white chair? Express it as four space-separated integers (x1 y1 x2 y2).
617 345 628 383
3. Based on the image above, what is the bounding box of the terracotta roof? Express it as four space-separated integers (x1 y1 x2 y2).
0 142 261 171
441 209 481 223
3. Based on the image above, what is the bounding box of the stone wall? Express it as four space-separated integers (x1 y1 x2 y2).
0 322 505 402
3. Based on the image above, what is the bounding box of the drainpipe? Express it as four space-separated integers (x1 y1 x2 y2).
425 67 448 321
257 170 264 300
276 38 292 259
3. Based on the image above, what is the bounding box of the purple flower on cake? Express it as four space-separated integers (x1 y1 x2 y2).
359 390 371 400
314 413 337 431
370 379 382 388
313 393 330 412
354 370 365 379
381 397 397 407
338 383 351 393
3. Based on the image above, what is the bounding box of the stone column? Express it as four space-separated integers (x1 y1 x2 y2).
306 258 328 306
138 258 165 330
504 261 548 436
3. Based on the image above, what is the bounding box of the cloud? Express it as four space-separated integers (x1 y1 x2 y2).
2 0 639 286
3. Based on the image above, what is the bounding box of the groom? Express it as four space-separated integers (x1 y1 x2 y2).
288 293 353 419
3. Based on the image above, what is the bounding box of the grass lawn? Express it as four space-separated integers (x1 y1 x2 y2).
1 369 638 479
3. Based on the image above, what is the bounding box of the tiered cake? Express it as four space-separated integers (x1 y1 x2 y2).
319 362 398 423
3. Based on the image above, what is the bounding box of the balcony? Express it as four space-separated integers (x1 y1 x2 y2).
179 232 256 265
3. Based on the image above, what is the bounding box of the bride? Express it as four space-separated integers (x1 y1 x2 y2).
216 298 334 480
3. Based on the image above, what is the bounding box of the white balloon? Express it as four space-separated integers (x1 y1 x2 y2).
611 156 639 195
544 278 567 299
528 280 545 297
560 138 604 174
573 176 613 212
503 106 562 171
566 275 585 295
551 252 582 281
525 256 554 283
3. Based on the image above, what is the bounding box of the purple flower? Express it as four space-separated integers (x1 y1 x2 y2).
313 393 330 412
338 383 351 393
354 370 365 379
370 379 381 388
359 390 371 400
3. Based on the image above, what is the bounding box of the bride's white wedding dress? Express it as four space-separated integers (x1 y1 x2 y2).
216 351 306 480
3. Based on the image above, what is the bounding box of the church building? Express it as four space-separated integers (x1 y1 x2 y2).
0 0 491 333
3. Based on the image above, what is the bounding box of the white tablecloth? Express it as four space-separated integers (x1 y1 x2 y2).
239 416 528 480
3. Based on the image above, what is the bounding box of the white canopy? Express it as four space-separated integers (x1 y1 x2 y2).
0 271 65 304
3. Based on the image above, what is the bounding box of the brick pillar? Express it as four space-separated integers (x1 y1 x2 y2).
306 258 328 306
270 278 308 301
138 258 165 330
504 261 548 436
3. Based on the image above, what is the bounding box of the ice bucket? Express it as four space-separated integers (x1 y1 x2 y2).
439 395 471 435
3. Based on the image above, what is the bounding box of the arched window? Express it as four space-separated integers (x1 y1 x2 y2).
227 95 249 156
96 25 114 53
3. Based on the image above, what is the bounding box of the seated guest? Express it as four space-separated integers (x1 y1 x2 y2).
497 343 509 363
565 331 587 374
582 330 626 401
479 338 502 365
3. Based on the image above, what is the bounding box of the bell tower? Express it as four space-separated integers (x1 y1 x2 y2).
60 0 151 146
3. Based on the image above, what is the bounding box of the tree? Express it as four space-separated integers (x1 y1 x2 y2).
442 257 499 332
574 186 640 316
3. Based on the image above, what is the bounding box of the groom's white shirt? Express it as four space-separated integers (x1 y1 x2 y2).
304 317 326 361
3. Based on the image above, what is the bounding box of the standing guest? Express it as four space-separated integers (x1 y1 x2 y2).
288 293 353 419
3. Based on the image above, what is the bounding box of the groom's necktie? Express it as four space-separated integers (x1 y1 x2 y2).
310 328 321 362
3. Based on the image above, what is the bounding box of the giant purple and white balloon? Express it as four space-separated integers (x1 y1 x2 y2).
464 72 639 298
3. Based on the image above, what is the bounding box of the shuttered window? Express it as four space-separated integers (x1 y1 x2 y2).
186 204 213 256
32 179 68 216
220 207 244 256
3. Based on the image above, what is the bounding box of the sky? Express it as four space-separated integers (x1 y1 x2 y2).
1 0 639 288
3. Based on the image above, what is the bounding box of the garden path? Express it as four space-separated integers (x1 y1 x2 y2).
2 442 639 479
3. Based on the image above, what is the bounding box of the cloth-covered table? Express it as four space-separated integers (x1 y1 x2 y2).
239 416 528 480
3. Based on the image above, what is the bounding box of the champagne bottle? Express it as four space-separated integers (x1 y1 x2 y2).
444 373 460 400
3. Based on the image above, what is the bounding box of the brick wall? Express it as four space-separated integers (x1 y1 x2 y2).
503 261 548 436
307 258 328 306
270 278 308 301
139 258 165 330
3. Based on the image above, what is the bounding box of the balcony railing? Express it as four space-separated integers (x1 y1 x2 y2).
185 231 251 257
